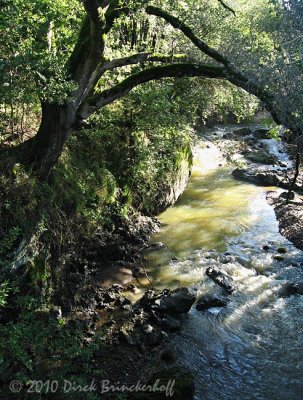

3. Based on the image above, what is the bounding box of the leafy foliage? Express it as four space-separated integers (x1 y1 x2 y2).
0 299 104 399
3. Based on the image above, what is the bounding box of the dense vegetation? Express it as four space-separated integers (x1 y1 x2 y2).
0 0 302 398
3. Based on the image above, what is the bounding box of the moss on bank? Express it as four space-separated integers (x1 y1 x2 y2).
0 102 193 399
0 114 192 272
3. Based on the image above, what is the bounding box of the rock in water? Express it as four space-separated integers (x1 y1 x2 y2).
296 283 303 295
196 294 228 311
161 349 175 362
233 127 253 136
206 267 235 294
245 150 277 165
143 331 162 347
267 191 303 251
232 167 278 186
277 282 303 298
279 191 295 200
233 166 303 191
159 288 196 314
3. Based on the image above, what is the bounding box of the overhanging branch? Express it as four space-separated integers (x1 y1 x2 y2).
78 53 189 109
146 5 282 125
217 0 236 16
80 63 226 118
73 3 283 130
99 52 189 74
146 6 229 66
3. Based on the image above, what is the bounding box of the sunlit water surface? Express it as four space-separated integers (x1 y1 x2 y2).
145 129 303 400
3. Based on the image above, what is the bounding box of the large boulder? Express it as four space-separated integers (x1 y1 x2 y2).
267 191 303 251
232 167 279 186
196 294 228 311
143 330 163 347
159 288 196 315
245 150 277 165
233 127 253 136
233 166 303 191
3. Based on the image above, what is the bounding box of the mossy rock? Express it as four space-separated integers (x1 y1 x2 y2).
131 367 195 400
245 150 277 165
233 127 253 136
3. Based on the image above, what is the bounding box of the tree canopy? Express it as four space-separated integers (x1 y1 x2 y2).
0 0 302 176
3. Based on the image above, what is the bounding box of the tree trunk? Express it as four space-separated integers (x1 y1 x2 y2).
27 103 75 179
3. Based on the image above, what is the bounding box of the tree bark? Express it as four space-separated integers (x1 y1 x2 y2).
27 103 74 179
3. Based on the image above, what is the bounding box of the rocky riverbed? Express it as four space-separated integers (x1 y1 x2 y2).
32 123 303 400
267 191 303 251
217 125 303 253
141 124 303 400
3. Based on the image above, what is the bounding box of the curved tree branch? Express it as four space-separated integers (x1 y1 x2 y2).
146 5 282 125
78 53 189 111
73 5 282 126
99 52 189 74
146 5 229 66
80 63 226 118
67 0 150 106
217 0 236 16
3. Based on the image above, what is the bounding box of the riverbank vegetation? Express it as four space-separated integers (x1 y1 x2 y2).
0 0 302 398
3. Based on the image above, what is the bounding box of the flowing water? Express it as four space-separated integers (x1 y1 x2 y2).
145 127 303 400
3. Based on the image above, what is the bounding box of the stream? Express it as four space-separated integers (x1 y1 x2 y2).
145 126 303 400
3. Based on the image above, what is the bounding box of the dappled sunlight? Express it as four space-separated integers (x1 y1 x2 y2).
149 141 272 260
153 167 259 256
191 142 225 175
